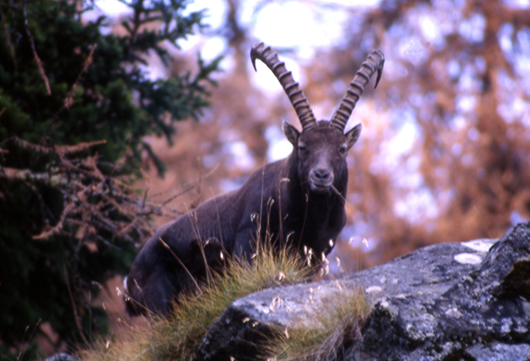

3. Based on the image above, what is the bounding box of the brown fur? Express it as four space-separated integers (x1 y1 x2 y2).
124 121 361 316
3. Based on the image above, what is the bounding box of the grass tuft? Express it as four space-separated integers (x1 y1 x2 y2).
76 241 312 361
268 288 370 361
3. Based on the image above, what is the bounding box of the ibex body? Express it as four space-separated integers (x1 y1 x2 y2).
125 43 384 316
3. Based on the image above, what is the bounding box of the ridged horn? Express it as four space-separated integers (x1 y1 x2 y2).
330 49 385 131
251 42 317 130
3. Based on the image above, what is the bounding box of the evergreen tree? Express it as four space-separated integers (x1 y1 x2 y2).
0 0 220 358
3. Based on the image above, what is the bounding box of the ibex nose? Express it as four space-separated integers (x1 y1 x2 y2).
313 168 331 180
310 168 334 192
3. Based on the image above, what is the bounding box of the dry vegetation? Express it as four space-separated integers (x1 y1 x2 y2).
75 241 359 361
269 290 369 361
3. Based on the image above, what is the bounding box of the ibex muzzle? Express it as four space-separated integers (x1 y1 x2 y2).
283 120 361 194
125 42 384 316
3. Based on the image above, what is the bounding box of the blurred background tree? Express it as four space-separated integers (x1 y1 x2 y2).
143 0 530 270
0 0 220 358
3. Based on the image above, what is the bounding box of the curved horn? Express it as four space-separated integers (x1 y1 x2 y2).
330 49 385 131
251 42 317 130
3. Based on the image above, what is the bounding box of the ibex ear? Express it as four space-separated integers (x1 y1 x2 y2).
282 121 300 146
345 123 362 150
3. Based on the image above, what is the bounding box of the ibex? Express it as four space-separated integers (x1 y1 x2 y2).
125 43 384 316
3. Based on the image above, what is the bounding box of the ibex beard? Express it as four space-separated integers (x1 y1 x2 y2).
124 43 384 316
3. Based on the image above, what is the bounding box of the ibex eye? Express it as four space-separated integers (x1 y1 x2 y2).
339 145 347 154
298 144 307 152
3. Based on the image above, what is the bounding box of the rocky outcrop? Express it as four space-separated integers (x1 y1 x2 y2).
194 222 530 360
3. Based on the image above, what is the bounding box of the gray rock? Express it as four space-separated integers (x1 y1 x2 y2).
194 222 530 360
464 342 530 361
45 353 79 361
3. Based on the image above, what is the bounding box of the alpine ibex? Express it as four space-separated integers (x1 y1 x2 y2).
125 43 384 316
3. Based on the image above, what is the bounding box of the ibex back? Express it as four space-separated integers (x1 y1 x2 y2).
125 43 384 316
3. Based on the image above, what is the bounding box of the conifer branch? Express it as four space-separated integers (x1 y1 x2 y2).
23 4 51 95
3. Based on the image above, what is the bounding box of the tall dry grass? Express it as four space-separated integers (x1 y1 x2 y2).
268 289 369 361
76 241 313 361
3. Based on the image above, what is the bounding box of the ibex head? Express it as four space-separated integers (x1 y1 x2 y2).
251 43 384 194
